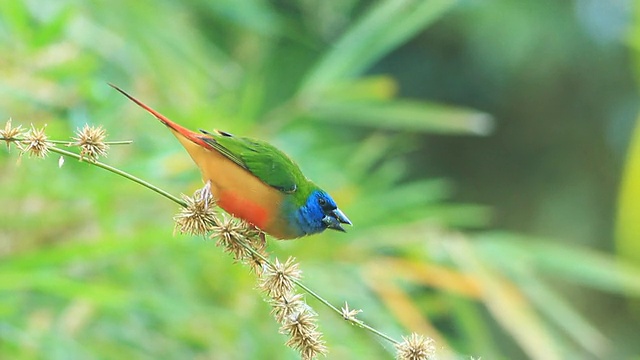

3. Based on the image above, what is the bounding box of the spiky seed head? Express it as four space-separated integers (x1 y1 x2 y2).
280 308 327 360
72 125 109 162
259 256 301 299
0 119 25 150
245 231 268 274
270 293 306 324
341 302 363 324
21 124 51 158
211 215 257 261
395 333 437 360
174 190 217 236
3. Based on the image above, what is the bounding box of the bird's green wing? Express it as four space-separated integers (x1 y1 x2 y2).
200 130 301 193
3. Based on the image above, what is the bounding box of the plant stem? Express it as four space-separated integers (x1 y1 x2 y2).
295 279 400 345
49 145 187 207
0 138 132 145
236 239 399 345
56 140 133 145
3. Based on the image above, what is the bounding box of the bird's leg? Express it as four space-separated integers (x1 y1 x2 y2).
248 224 267 246
201 180 213 207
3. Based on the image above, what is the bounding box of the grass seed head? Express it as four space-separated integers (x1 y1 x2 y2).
72 124 109 162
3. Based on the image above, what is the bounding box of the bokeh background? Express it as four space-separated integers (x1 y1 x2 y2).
2 0 640 359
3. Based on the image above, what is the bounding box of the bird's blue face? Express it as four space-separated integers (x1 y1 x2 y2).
294 190 352 236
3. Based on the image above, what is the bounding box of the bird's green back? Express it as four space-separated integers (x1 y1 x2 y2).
200 130 318 206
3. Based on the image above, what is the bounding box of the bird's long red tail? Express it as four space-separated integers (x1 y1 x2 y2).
109 83 213 150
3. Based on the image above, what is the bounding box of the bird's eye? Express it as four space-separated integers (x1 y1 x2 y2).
318 198 327 206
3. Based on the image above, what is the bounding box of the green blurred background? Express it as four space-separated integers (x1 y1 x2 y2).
2 0 640 359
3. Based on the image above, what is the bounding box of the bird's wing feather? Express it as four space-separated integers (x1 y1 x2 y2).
200 131 299 193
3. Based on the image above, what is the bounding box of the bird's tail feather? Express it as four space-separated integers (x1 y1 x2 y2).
109 83 213 150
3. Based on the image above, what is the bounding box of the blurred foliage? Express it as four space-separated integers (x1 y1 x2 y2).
1 0 640 359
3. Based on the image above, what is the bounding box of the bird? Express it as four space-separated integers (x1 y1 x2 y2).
109 84 351 239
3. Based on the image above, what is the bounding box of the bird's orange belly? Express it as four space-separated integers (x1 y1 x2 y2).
217 190 269 230
178 139 294 238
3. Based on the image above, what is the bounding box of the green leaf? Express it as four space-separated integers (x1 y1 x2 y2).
300 0 457 96
446 237 564 360
615 114 640 266
476 233 640 296
517 273 608 357
309 99 494 135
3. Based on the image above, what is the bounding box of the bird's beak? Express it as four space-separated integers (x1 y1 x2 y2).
332 208 352 225
323 208 352 232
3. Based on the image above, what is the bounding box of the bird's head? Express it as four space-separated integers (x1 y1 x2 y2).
295 190 352 236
